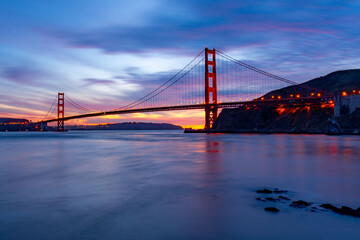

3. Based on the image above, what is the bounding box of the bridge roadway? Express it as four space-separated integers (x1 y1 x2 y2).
41 96 333 123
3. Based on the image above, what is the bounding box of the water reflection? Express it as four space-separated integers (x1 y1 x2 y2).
1 132 360 240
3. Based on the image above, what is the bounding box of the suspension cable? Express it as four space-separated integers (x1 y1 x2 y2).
119 49 205 109
127 57 204 109
48 104 58 119
216 50 298 85
64 99 88 112
41 95 57 121
216 50 333 96
65 94 94 112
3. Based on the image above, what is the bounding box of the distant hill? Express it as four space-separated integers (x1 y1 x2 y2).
68 122 183 130
0 118 183 131
0 118 35 131
0 118 29 124
264 69 360 98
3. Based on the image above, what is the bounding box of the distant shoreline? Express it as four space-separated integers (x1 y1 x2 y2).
184 128 359 135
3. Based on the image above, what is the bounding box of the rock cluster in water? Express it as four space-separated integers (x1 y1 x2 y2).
255 188 360 218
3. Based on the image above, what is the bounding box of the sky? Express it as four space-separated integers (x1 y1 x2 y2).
0 0 359 128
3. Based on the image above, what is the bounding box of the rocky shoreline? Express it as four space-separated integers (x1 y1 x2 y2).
184 128 360 135
188 69 360 135
185 104 360 135
255 188 360 218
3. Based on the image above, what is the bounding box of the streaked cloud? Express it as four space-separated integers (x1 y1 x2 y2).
82 78 116 86
0 0 359 126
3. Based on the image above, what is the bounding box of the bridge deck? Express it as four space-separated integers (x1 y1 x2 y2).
42 97 333 123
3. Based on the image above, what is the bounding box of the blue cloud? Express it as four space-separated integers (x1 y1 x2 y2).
1 0 360 121
1 66 46 85
82 78 116 86
50 0 359 55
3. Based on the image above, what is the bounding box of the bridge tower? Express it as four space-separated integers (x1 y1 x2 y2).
57 92 65 132
204 47 218 129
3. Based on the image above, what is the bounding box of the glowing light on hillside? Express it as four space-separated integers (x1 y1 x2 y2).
276 107 286 115
342 91 347 96
317 93 321 97
296 94 300 98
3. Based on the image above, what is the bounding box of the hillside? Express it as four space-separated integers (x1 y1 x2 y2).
0 118 29 124
263 69 360 99
213 69 360 133
213 105 333 133
0 118 35 131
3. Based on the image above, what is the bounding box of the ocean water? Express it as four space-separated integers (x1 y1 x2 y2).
0 131 359 240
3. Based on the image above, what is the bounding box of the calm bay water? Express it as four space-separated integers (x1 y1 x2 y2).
0 131 360 239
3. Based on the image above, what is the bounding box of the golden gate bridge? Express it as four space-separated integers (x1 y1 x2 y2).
37 48 334 131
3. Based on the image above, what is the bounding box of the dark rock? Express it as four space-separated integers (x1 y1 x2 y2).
264 207 279 213
289 127 306 134
256 197 265 202
265 197 277 202
320 204 338 211
312 207 318 209
339 206 355 215
326 118 342 135
320 204 360 217
293 200 311 206
334 206 360 217
290 200 311 208
279 196 290 200
256 189 273 194
273 189 288 194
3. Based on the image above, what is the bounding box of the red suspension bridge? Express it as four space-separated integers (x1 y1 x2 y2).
38 48 334 131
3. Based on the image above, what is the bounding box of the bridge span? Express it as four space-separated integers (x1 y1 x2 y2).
38 48 334 131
